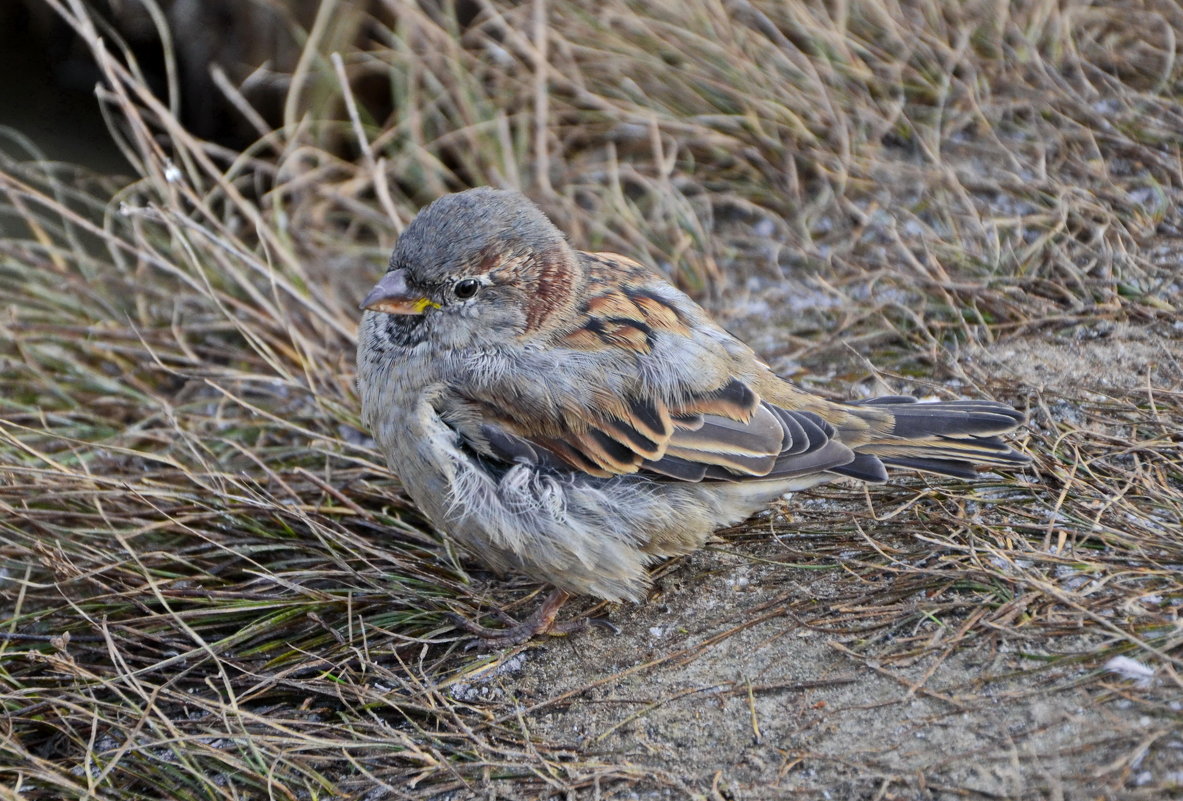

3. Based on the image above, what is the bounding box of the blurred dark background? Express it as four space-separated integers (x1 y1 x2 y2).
0 0 426 171
1 1 127 170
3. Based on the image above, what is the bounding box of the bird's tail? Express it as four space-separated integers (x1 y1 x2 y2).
832 396 1030 482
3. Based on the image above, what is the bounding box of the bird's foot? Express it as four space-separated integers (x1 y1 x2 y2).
448 589 616 648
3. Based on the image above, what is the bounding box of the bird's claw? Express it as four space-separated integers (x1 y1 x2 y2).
446 589 617 649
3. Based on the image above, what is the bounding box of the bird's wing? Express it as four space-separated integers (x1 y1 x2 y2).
453 251 857 482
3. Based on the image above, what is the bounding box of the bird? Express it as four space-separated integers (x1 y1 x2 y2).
356 187 1030 644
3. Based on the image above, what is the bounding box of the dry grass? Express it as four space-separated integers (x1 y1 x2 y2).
2 0 1181 798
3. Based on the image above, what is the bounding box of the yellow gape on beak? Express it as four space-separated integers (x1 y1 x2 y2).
359 268 441 315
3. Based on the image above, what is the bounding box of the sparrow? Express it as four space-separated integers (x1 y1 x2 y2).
356 187 1029 643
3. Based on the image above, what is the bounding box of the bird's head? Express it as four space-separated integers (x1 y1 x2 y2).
360 188 581 350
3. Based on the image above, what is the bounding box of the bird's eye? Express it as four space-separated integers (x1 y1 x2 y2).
453 278 481 299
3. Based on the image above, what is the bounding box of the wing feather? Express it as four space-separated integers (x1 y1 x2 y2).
455 252 858 484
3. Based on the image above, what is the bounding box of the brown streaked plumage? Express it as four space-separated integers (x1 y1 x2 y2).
356 187 1030 643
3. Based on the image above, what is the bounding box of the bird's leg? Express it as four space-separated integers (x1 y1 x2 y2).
448 588 612 648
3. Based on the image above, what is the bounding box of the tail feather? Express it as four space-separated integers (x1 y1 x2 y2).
878 456 979 480
857 397 1026 438
836 397 1030 481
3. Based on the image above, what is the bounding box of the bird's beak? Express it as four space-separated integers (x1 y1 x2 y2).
359 268 440 315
